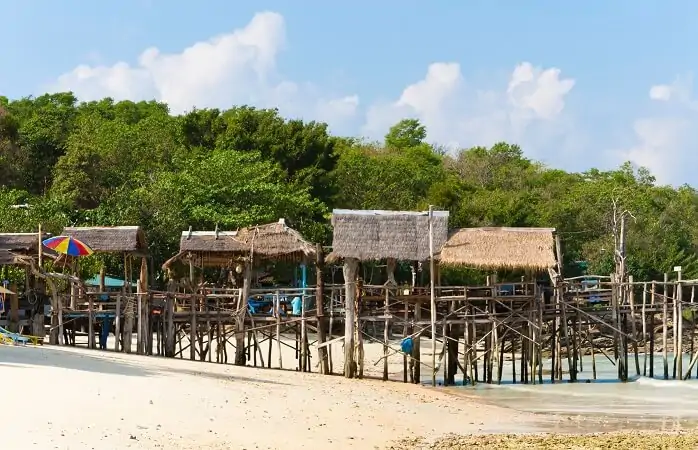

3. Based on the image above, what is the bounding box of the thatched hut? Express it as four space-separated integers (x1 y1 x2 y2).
62 226 148 256
439 227 557 271
0 233 46 266
162 218 316 272
161 218 319 367
327 209 449 379
327 209 449 263
60 226 150 353
61 225 149 299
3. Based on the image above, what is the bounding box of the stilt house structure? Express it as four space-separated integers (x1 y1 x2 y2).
0 232 48 334
161 219 325 370
60 225 150 352
327 209 449 379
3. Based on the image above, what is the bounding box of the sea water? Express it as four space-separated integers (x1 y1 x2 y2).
447 353 698 427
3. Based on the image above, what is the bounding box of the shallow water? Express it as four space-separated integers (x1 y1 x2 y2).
444 353 698 430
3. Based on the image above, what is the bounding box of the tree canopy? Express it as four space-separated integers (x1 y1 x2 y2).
1 94 697 284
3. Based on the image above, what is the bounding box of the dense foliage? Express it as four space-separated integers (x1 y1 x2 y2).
2 93 698 284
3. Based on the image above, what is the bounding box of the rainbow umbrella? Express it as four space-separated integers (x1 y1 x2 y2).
42 235 94 257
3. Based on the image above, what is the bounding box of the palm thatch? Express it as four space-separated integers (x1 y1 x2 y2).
0 249 32 266
327 209 449 263
439 227 557 270
179 231 245 253
162 219 316 269
0 232 47 253
237 219 316 261
62 226 148 254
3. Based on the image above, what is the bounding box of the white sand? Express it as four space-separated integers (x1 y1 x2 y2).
1 339 538 450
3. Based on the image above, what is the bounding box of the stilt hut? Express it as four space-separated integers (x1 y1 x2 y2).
61 226 149 352
439 227 558 385
0 232 48 334
439 227 558 272
162 219 321 368
327 209 449 379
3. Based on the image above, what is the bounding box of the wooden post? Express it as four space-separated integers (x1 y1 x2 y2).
642 282 648 376
315 244 329 375
663 273 669 379
383 286 390 381
137 280 143 354
356 277 364 378
628 276 640 376
403 296 409 383
189 295 197 361
300 286 308 372
37 224 43 268
676 270 683 379
139 257 149 355
165 294 175 357
122 293 133 354
234 263 252 366
87 291 95 350
412 301 422 383
275 290 282 369
650 281 656 378
428 205 437 387
343 258 359 378
115 294 121 352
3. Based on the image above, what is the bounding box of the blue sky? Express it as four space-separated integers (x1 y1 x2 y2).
1 1 697 184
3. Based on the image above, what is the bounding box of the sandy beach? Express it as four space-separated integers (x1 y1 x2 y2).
3 337 698 449
0 341 535 450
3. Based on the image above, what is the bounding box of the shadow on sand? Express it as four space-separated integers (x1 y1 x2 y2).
0 345 288 385
0 345 154 377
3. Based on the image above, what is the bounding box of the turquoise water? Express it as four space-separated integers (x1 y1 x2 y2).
457 353 698 425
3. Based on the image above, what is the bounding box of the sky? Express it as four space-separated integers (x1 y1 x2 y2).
1 1 697 185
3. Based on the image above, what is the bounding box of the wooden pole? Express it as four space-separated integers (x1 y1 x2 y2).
663 273 669 379
37 224 43 268
428 205 437 387
642 282 648 376
275 290 282 369
315 244 329 375
676 270 683 379
234 264 251 366
629 276 640 376
165 294 174 357
383 286 390 381
650 282 656 378
343 258 358 378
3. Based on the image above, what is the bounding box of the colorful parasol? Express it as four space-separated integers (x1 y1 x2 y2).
42 235 94 257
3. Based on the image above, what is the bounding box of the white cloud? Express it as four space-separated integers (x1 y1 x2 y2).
618 75 698 185
618 118 689 184
48 12 358 132
362 61 576 165
48 11 590 173
649 74 694 106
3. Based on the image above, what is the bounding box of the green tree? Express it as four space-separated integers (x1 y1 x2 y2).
385 118 427 149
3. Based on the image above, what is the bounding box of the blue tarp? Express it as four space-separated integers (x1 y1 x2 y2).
85 275 132 288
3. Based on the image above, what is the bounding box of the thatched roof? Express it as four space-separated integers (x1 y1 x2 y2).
62 226 148 254
0 250 31 266
439 227 557 270
238 219 316 260
327 209 449 263
163 219 316 269
179 230 245 253
0 232 47 253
